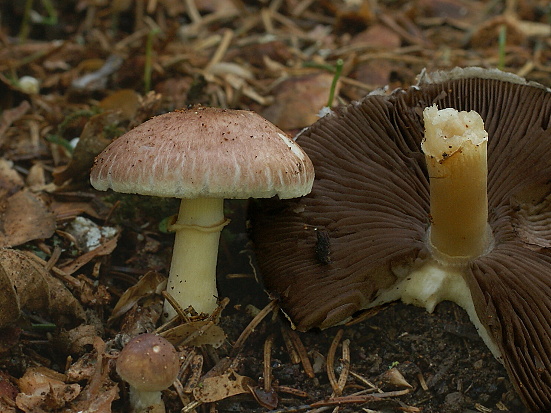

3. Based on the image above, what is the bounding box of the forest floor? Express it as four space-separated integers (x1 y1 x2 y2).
0 0 550 412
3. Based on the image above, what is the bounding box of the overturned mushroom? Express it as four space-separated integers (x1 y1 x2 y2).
91 106 314 319
251 67 551 412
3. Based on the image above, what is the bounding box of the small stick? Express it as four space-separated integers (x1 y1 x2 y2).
272 385 309 398
182 354 204 393
208 297 230 322
336 339 350 395
348 370 382 393
310 389 412 407
417 372 429 391
172 378 187 406
232 299 278 356
22 251 81 289
178 320 216 348
204 29 233 73
181 400 202 413
263 333 276 392
45 245 62 272
184 0 202 23
280 325 301 364
326 329 344 395
286 327 315 378
161 290 191 323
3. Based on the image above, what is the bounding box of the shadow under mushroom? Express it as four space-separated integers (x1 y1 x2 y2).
250 67 551 412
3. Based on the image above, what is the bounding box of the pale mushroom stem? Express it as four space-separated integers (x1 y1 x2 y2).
129 387 165 413
371 106 501 359
422 105 493 263
163 197 227 320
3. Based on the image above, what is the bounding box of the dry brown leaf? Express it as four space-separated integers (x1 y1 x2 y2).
109 271 167 322
0 190 56 248
0 249 86 328
193 369 256 403
0 370 18 412
195 0 240 14
352 60 394 89
262 72 339 130
249 385 279 410
53 111 124 186
59 235 119 275
128 91 164 129
98 89 141 122
55 324 103 356
16 367 81 413
416 0 484 22
50 199 103 222
227 40 294 68
0 101 31 147
65 346 101 383
0 159 24 198
163 319 226 348
351 24 402 49
64 337 119 413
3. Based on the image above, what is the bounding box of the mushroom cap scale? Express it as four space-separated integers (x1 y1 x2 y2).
251 68 551 411
116 333 179 392
90 107 314 200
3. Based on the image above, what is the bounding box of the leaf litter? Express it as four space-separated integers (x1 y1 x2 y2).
0 0 550 412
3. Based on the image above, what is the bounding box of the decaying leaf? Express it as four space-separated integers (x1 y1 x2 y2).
249 385 279 410
16 367 81 413
0 190 56 248
53 111 124 186
55 324 103 356
109 271 167 322
262 72 340 130
0 370 18 413
0 159 24 197
98 89 141 121
193 369 256 403
59 232 120 275
0 101 31 147
162 319 226 348
0 158 56 247
64 337 119 413
0 249 85 328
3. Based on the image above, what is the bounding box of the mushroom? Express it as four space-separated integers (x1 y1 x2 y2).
90 106 314 319
116 333 179 413
251 67 551 411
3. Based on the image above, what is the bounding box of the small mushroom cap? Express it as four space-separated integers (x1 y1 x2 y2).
116 333 179 392
90 107 314 199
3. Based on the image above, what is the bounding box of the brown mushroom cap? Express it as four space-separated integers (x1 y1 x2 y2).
251 67 551 411
90 106 314 200
116 333 179 392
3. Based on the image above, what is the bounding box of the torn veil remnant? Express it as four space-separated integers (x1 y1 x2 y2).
90 106 314 320
251 67 551 412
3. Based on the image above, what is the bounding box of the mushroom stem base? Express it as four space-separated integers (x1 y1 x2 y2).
371 259 502 360
129 387 164 413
